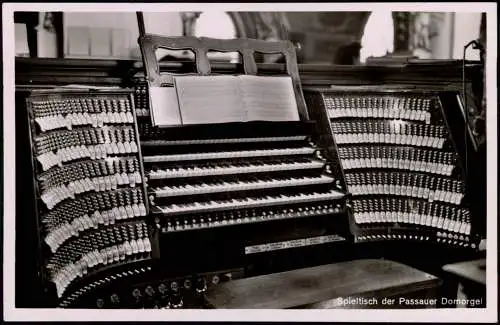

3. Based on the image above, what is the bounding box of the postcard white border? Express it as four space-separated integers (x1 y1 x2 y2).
3 2 498 322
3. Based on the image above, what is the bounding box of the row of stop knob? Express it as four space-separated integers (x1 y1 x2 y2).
95 274 231 309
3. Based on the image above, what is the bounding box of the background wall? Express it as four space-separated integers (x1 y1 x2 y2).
14 23 30 56
425 12 482 60
429 13 455 59
14 11 485 63
452 13 482 60
62 12 183 59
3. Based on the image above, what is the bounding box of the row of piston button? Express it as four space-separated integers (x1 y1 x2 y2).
42 187 146 231
323 95 432 111
47 222 150 274
338 146 456 176
36 142 139 172
58 265 153 308
95 275 222 309
35 109 135 133
45 202 148 253
325 99 432 124
355 231 476 248
345 172 465 205
35 126 137 155
51 237 152 299
31 96 132 118
40 157 141 189
331 121 445 137
134 85 150 117
161 203 340 232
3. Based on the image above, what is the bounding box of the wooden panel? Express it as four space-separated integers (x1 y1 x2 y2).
66 26 90 57
204 259 441 309
443 259 486 285
89 27 112 57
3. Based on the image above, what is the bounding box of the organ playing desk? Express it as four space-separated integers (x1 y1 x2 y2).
14 56 486 309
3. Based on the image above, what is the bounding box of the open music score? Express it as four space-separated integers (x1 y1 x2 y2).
150 75 300 127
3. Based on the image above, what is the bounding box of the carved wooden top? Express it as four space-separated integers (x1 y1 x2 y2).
139 34 298 84
138 33 309 120
15 57 483 84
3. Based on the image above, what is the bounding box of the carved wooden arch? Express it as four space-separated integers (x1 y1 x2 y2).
226 12 258 39
230 12 374 42
206 12 410 61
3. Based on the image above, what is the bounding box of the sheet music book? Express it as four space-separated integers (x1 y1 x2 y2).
149 86 182 126
174 75 244 125
151 75 299 126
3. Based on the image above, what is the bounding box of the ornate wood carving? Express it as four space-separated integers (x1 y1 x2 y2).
221 12 371 64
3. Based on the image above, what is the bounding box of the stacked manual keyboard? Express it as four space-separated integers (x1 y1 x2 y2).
139 122 347 233
138 120 351 284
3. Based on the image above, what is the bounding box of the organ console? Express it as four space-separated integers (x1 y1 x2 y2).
13 35 486 310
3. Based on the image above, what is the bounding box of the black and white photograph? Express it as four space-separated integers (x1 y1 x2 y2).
2 2 497 322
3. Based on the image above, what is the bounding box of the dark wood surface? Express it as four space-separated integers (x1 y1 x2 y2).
14 57 484 138
204 259 441 309
14 12 38 57
442 259 486 308
442 259 486 286
15 57 483 89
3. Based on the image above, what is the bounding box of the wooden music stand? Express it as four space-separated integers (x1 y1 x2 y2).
135 12 309 126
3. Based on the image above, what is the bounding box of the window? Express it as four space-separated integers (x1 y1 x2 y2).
194 12 237 39
194 12 240 63
360 11 394 63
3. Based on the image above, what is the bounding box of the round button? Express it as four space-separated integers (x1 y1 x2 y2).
96 298 105 308
195 277 207 293
145 286 155 296
110 294 120 304
158 283 167 294
132 288 141 298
